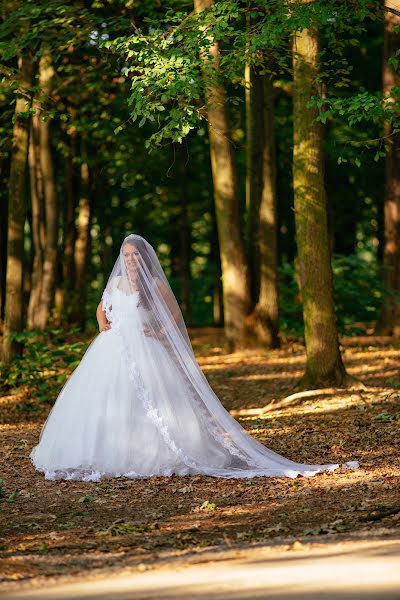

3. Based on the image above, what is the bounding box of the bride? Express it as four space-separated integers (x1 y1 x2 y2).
31 234 358 481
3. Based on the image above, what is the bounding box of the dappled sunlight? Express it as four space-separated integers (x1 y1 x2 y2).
1 332 400 586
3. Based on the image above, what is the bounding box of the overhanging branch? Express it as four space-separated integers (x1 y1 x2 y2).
385 6 400 18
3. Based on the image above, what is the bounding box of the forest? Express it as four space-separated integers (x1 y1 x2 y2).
1 0 400 593
0 1 399 376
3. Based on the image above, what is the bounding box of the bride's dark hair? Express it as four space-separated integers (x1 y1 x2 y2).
122 237 153 311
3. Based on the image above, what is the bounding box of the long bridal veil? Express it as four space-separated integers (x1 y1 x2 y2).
99 234 358 478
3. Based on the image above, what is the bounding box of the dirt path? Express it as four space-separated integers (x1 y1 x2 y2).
1 331 400 589
3 538 400 599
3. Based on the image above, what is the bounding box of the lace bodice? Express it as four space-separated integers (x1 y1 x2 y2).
111 288 140 321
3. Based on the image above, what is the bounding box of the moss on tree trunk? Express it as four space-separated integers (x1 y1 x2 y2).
292 23 350 389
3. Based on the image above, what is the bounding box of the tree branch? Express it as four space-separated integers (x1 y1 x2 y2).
385 6 400 18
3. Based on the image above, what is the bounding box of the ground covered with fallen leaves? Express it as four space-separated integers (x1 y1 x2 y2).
1 328 400 588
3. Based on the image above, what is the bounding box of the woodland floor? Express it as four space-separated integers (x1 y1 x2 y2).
0 328 400 591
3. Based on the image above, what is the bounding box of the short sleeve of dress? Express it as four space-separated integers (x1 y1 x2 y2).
101 276 121 321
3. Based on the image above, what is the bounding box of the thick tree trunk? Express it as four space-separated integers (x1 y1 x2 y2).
27 111 45 329
375 3 400 336
69 149 92 328
244 69 280 349
57 129 78 321
36 54 58 329
2 54 33 363
292 24 350 389
27 54 58 330
245 66 264 304
212 217 223 326
0 157 9 329
194 0 250 351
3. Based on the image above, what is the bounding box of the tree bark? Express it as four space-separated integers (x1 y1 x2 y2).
58 128 78 320
0 157 9 329
244 68 280 349
27 53 58 330
292 23 350 388
2 53 33 363
194 0 250 351
212 216 223 326
36 54 58 329
375 2 400 336
245 65 264 305
27 110 45 328
69 146 92 328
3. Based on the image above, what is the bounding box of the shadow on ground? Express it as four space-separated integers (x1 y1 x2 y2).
0 330 399 588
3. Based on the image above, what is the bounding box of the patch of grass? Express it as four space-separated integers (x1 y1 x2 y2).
7 490 19 503
78 495 94 503
373 411 400 422
97 520 147 536
197 500 217 512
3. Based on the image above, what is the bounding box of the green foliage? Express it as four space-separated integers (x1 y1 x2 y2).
0 0 395 343
103 0 381 149
332 254 390 333
279 261 304 338
310 90 400 164
280 254 390 338
0 329 86 403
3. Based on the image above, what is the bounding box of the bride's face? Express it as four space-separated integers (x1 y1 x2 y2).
123 243 141 277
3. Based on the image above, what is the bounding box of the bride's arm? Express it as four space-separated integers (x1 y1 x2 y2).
96 301 111 332
155 278 182 325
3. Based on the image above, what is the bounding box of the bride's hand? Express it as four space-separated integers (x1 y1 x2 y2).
100 323 111 332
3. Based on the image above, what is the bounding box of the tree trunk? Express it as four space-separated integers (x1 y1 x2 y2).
212 216 223 326
27 110 45 329
244 68 280 349
57 128 78 321
0 157 9 329
36 54 58 329
194 0 250 351
375 2 400 336
245 65 264 305
292 24 350 389
70 148 92 328
2 54 33 363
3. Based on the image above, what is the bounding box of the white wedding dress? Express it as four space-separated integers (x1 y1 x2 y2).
31 235 358 482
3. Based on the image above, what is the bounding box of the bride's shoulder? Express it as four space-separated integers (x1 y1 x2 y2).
104 275 122 294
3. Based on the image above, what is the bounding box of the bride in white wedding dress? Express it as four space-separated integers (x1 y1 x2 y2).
30 234 358 482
